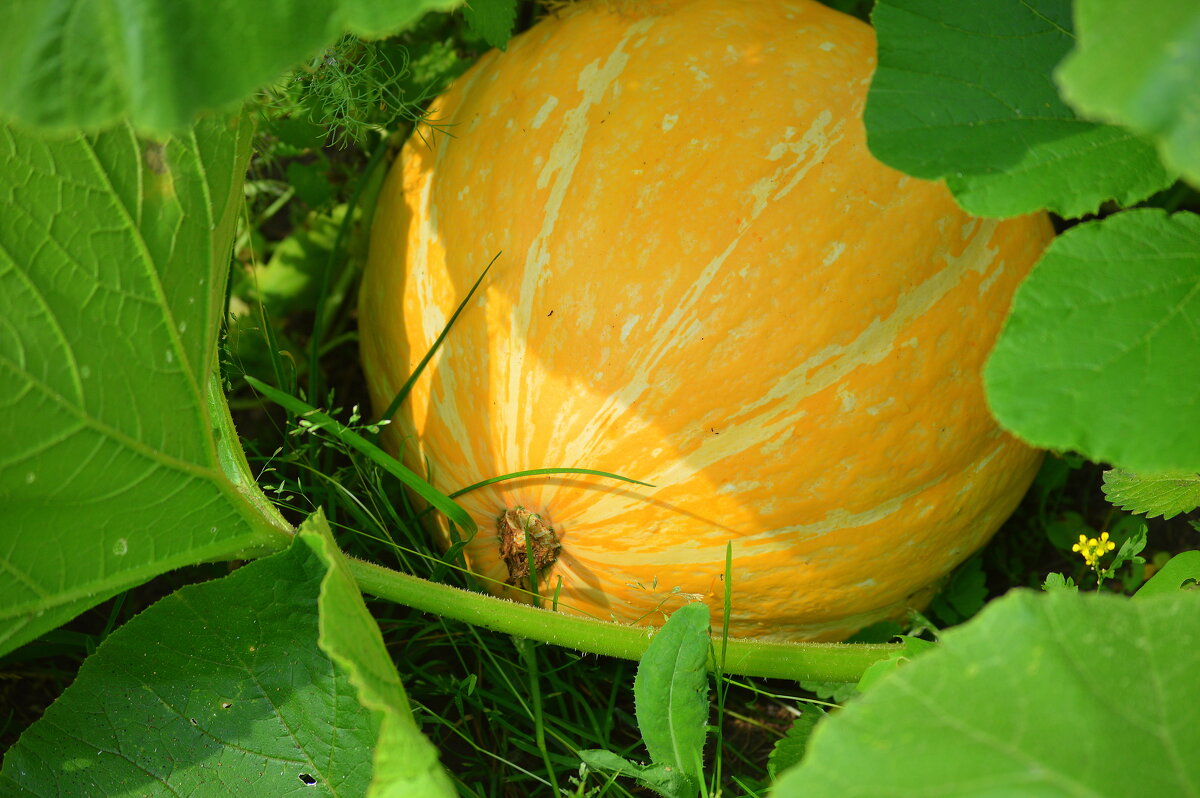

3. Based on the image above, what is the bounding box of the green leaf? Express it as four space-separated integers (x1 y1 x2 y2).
772 590 1200 797
798 680 859 704
299 510 456 796
1056 0 1200 186
855 635 936 693
1107 524 1148 574
1135 550 1200 599
767 706 827 780
634 601 711 797
929 554 987 625
866 0 1173 217
463 0 517 50
286 160 336 208
0 117 292 658
248 204 354 316
985 208 1200 473
0 0 464 135
1103 468 1200 520
578 750 690 798
1041 572 1078 592
0 524 418 795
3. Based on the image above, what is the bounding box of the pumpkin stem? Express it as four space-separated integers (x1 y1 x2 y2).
498 506 561 587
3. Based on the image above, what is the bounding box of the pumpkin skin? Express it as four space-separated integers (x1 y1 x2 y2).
359 0 1052 640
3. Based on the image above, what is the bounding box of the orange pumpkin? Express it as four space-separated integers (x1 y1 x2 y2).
359 0 1051 640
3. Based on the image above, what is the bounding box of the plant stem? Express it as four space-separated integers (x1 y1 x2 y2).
346 557 898 682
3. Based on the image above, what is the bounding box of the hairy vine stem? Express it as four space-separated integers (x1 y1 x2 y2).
346 557 898 682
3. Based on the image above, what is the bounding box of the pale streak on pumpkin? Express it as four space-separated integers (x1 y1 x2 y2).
504 18 659 472
558 213 1004 554
359 0 1054 640
557 110 843 476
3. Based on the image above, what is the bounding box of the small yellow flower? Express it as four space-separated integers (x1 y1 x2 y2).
1071 531 1116 569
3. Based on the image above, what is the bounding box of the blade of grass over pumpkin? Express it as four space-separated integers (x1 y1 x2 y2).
377 251 500 426
449 467 654 498
344 557 898 682
712 543 735 789
245 375 476 535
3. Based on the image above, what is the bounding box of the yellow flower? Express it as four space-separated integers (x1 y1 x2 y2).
1097 531 1116 554
1071 531 1116 569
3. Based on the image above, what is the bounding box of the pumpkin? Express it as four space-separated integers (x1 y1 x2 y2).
358 0 1052 641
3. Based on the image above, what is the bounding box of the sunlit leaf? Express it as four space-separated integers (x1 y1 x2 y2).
986 209 1200 473
0 117 292 657
773 590 1200 796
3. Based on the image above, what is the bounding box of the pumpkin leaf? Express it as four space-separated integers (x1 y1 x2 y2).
0 116 292 659
245 376 478 536
0 513 451 796
771 590 1200 797
1055 0 1200 186
866 0 1173 217
1102 468 1200 520
985 208 1200 474
299 510 456 796
0 0 463 135
633 601 711 797
767 706 827 780
1135 551 1200 599
463 0 517 50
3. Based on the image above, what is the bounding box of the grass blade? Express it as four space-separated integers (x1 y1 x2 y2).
377 251 499 426
449 467 654 498
245 375 477 535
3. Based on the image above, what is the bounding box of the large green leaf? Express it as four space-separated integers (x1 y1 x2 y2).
1056 0 1200 186
866 0 1173 217
0 0 463 135
0 117 292 657
0 513 452 796
301 511 455 796
985 209 1200 473
772 589 1200 796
